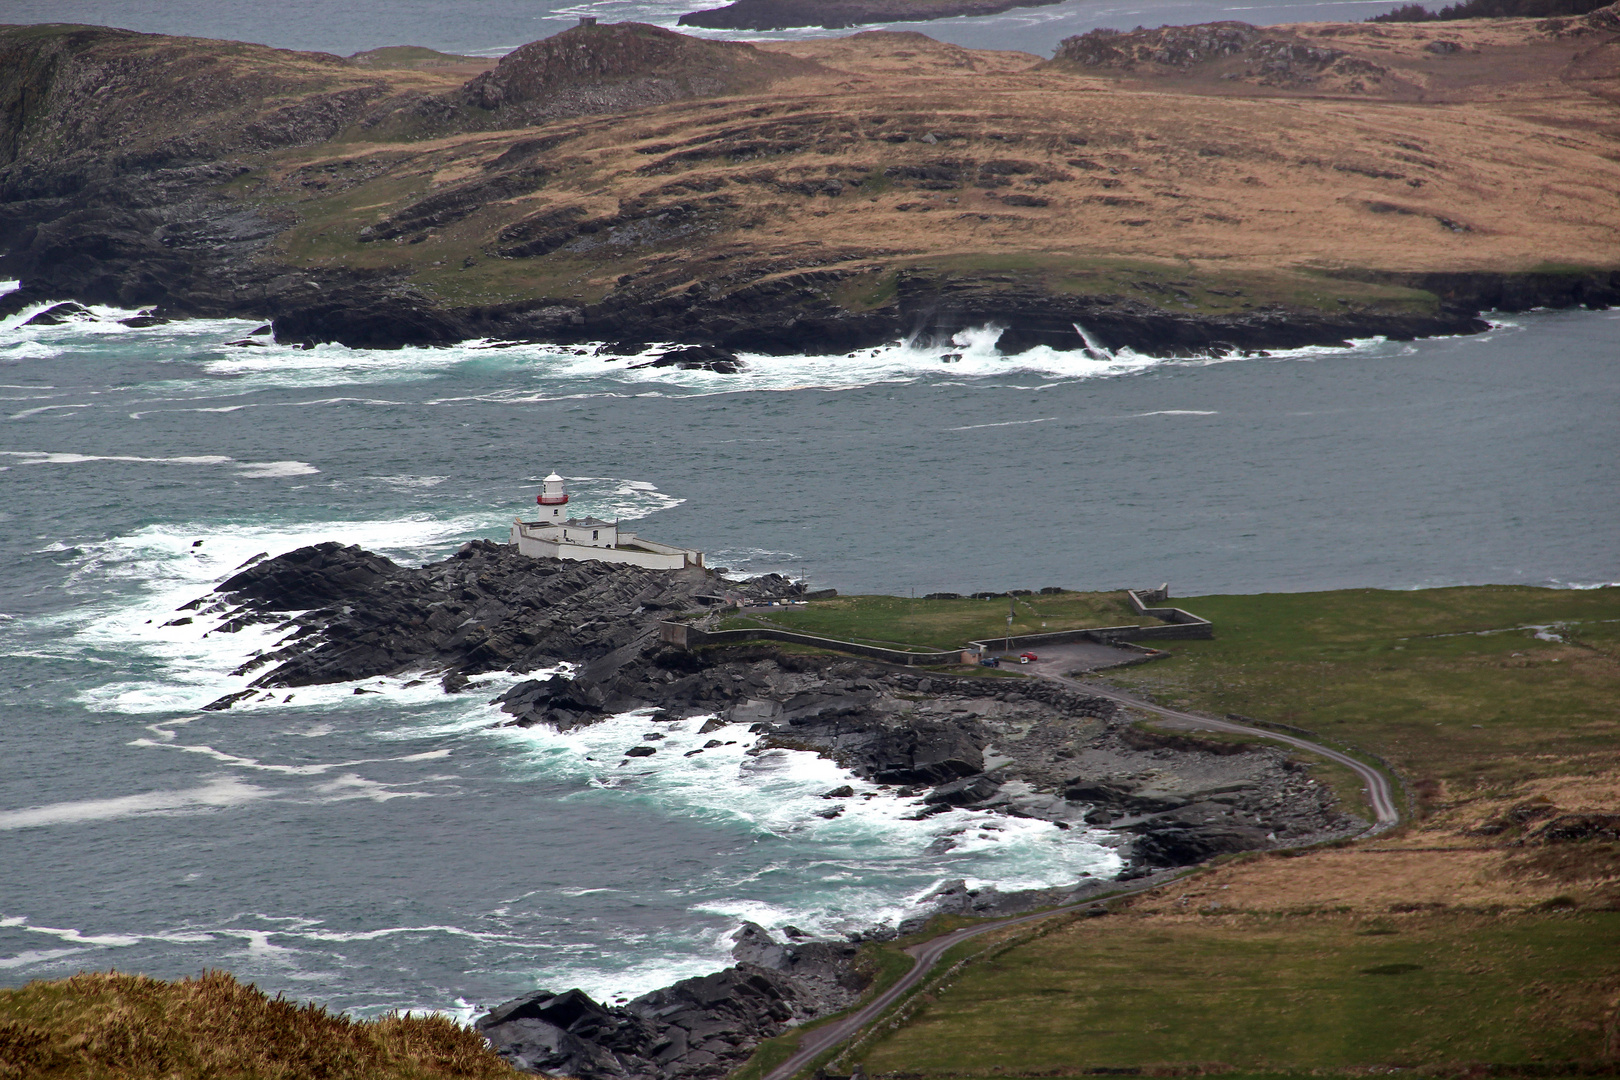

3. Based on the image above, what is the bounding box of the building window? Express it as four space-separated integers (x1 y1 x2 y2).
592 530 599 540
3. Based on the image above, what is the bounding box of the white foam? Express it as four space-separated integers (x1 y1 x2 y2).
0 948 90 969
8 403 91 420
22 513 527 723
490 708 1122 939
0 777 274 831
0 916 144 947
0 450 317 478
949 417 1055 431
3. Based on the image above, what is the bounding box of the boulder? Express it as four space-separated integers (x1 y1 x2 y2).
730 922 789 969
629 344 745 374
865 721 983 784
23 301 93 325
923 773 1001 806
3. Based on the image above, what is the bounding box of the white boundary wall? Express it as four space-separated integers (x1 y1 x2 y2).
510 520 704 570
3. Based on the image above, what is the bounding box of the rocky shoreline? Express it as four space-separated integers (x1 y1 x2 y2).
186 540 1364 1077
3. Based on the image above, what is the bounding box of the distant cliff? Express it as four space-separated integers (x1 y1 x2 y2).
3 14 1618 354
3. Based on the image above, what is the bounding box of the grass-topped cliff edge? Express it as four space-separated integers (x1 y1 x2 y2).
0 970 516 1079
2 14 1618 351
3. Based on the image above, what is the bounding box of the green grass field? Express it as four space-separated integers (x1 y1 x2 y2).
741 584 1620 1080
855 909 1620 1075
1100 586 1620 794
722 590 1142 651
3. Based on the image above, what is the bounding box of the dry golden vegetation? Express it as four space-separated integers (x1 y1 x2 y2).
0 970 516 1080
250 15 1620 312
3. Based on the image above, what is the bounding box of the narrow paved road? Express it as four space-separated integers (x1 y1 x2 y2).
1042 672 1402 831
759 874 1178 1080
759 672 1401 1080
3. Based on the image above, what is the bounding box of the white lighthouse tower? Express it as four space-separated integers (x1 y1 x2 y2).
510 469 706 570
537 472 569 524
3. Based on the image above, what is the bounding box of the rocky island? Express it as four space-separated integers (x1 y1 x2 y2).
3 12 1618 356
186 539 1362 1077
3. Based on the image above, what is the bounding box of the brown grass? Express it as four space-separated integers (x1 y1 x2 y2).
0 970 516 1080
250 17 1620 311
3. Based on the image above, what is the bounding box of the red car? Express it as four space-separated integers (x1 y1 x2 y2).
1018 652 1039 663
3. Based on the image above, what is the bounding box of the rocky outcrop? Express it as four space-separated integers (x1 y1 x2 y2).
888 268 1491 355
197 537 1363 872
1052 21 1262 69
459 23 820 125
200 540 803 692
477 924 867 1080
1048 21 1390 89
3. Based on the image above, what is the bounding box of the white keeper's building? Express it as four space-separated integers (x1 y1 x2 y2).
510 473 706 570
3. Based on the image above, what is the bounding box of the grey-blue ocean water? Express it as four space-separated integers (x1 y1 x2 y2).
0 301 1616 1018
0 0 1406 58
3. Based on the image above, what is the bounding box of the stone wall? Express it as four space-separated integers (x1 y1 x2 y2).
659 622 967 665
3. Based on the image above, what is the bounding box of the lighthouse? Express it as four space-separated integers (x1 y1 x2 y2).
511 468 706 570
537 472 569 524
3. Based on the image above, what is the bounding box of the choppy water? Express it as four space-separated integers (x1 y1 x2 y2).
0 285 1615 1018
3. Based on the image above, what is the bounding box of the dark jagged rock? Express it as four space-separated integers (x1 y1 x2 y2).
1047 21 1387 89
209 540 806 689
216 541 402 610
924 773 1002 806
478 924 866 1080
200 537 1362 891
1127 821 1273 867
628 344 745 373
862 722 984 784
22 301 92 325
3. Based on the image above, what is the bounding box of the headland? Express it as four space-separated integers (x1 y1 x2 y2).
3 12 1618 357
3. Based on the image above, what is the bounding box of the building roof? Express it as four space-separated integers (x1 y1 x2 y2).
544 472 564 482
566 516 615 527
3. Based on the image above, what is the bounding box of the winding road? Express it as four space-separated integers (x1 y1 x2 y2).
760 671 1401 1080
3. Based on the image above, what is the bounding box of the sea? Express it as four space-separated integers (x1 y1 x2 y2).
0 280 1615 1019
0 0 1617 1025
0 0 1428 58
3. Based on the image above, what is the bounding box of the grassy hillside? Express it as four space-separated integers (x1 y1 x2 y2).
1103 585 1620 794
0 970 516 1080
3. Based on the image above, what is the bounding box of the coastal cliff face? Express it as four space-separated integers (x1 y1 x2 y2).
2 14 1618 354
